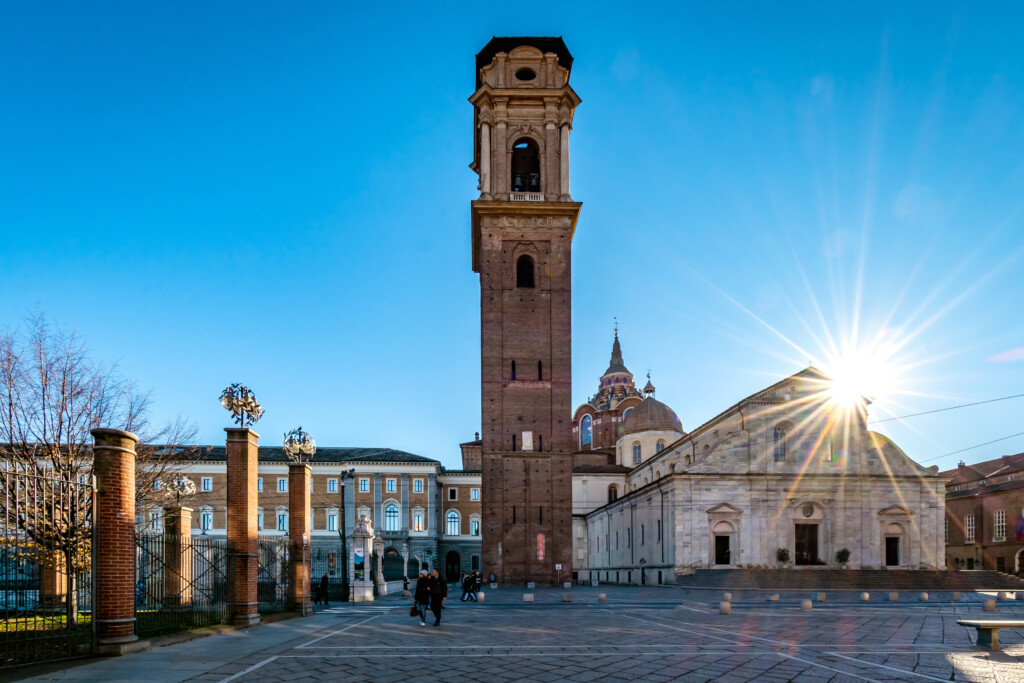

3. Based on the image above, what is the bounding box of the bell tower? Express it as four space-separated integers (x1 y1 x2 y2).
470 37 581 585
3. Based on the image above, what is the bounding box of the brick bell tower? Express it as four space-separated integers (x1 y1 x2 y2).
470 37 581 585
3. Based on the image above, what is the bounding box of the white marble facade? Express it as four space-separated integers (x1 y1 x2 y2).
578 368 947 583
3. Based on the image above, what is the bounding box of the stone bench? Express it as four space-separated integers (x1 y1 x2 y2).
956 619 1024 651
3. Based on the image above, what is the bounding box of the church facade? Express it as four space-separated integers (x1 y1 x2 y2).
571 338 947 583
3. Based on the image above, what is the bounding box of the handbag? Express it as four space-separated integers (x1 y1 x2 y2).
410 604 419 618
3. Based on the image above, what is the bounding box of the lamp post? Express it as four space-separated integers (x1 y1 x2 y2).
337 468 355 601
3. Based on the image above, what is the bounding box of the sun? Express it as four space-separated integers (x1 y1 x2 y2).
824 346 897 407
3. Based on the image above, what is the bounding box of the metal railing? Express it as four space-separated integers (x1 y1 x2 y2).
257 536 291 612
510 192 544 202
134 531 229 638
0 470 95 668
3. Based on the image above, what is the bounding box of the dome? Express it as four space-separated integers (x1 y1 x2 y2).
620 396 683 437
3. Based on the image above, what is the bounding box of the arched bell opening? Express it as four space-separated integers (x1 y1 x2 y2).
511 138 540 193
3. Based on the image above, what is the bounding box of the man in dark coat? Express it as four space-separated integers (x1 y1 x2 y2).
319 572 330 606
413 570 431 626
429 568 447 626
461 572 475 601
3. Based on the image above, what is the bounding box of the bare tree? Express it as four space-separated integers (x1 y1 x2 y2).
0 313 197 624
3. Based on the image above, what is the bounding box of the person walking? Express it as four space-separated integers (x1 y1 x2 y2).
473 571 483 597
413 569 431 626
429 568 447 626
461 572 475 601
319 572 330 606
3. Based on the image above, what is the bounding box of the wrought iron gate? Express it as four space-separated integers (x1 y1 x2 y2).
257 536 291 612
134 532 229 638
0 470 95 668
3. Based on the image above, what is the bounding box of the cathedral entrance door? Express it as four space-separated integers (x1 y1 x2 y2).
885 537 900 566
714 535 731 565
794 524 818 565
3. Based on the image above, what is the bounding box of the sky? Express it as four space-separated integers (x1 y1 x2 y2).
2 2 1022 470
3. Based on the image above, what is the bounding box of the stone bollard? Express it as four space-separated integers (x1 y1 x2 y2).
801 599 812 611
889 592 899 602
767 594 779 602
984 599 996 612
997 591 1009 601
952 592 961 602
563 593 572 602
919 592 928 602
723 592 732 602
599 593 606 603
720 601 732 614
477 592 485 603
564 582 572 589
527 582 535 589
523 594 534 603
92 428 143 654
861 593 870 602
816 593 826 602
402 589 412 597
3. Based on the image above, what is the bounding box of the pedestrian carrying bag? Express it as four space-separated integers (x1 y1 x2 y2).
410 604 419 618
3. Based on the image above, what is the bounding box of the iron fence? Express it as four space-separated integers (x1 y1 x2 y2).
257 536 291 612
134 531 229 638
0 470 95 668
310 546 349 602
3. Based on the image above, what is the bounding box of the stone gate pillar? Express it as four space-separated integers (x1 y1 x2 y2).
163 507 193 609
226 428 260 626
350 514 374 602
288 463 313 615
92 428 143 654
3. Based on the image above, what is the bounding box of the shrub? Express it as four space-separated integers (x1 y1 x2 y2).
836 548 851 565
776 548 790 563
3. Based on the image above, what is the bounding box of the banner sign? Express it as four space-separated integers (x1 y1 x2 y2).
537 533 545 561
354 546 365 580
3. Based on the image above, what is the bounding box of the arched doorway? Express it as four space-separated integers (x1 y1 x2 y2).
445 551 461 582
713 521 734 566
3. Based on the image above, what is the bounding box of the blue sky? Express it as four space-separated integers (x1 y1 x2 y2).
2 2 1022 469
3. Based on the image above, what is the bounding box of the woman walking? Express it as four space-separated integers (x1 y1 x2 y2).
413 569 431 626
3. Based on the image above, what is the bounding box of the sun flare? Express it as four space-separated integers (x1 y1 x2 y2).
824 346 897 407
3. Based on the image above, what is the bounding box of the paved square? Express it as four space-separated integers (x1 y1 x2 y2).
23 587 1024 682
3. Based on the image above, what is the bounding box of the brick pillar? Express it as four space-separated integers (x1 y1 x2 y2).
92 428 141 654
37 552 67 613
288 463 313 616
225 428 260 626
162 506 193 609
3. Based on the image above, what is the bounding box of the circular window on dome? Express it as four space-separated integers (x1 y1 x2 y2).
515 68 536 81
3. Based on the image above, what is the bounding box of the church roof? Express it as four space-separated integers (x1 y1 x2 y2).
620 396 683 437
476 37 573 87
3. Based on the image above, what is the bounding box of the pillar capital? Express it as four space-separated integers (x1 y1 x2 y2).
224 427 260 443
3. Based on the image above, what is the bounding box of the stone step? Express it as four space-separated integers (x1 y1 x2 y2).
674 569 1024 591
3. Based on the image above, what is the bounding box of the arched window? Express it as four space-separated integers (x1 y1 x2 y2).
580 415 593 448
516 255 535 288
511 138 540 192
446 510 461 536
656 440 665 453
632 442 641 464
608 484 618 503
510 360 516 380
384 504 399 532
773 426 787 462
623 407 633 421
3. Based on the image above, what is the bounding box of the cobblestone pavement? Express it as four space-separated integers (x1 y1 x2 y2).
23 587 1024 682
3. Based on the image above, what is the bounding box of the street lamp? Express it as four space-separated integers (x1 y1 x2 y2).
219 384 265 426
337 468 355 601
282 427 316 463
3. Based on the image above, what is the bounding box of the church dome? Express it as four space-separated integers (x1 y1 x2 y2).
620 396 683 436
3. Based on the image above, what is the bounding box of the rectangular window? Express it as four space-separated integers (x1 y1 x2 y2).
278 478 287 493
413 514 424 532
202 512 213 530
448 488 457 501
310 479 315 493
965 514 975 543
994 509 1006 541
413 479 423 493
257 512 264 530
328 479 338 493
386 478 396 493
359 478 369 493
311 511 315 529
471 555 480 571
471 488 480 501
470 520 480 536
277 513 287 531
149 510 161 530
202 477 213 492
328 514 337 532
944 517 948 544
153 480 162 491
257 477 263 493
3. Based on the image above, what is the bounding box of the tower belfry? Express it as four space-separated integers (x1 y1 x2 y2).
470 37 581 584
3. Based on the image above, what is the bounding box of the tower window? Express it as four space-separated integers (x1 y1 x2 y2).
773 426 787 462
510 360 516 380
538 360 543 380
512 433 517 451
511 138 540 193
515 68 536 81
516 255 535 288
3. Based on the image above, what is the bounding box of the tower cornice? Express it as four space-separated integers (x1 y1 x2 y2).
470 201 582 273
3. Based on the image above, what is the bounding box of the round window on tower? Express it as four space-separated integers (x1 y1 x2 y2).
515 68 536 81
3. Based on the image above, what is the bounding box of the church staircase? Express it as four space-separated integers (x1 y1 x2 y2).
676 569 1024 591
